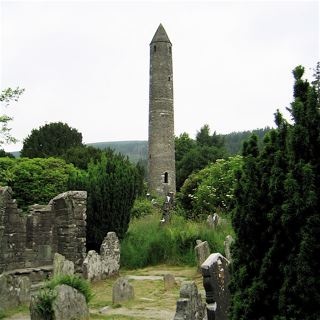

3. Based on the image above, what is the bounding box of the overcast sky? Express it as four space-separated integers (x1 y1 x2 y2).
1 0 319 152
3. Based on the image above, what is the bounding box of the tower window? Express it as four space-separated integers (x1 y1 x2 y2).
168 76 171 81
169 46 171 54
154 45 156 52
164 172 168 184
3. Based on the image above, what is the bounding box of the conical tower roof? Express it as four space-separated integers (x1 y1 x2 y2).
150 24 171 44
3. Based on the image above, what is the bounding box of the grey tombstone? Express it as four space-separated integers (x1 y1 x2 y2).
30 284 89 320
53 253 74 276
82 250 102 282
195 240 210 270
163 273 176 290
52 284 89 320
224 235 234 263
112 277 134 304
173 281 206 320
100 232 120 278
201 253 231 320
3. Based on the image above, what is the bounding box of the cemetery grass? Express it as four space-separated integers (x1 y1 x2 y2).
89 264 203 319
121 211 234 269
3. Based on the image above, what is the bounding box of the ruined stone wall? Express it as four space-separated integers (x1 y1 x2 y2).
0 187 87 274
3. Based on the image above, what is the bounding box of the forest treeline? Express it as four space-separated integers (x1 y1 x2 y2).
33 127 267 163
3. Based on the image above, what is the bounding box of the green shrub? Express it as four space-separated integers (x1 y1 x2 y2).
178 156 243 218
45 275 93 303
34 288 57 319
130 198 158 219
121 212 234 269
0 157 80 210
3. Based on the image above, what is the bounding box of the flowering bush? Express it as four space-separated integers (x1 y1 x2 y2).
179 155 243 217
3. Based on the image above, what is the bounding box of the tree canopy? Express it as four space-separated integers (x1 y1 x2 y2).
21 122 83 158
0 157 79 210
175 125 226 190
69 150 143 251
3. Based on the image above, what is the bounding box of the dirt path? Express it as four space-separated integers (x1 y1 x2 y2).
5 313 30 320
92 306 175 319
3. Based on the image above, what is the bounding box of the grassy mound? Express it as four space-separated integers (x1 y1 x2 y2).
121 211 234 269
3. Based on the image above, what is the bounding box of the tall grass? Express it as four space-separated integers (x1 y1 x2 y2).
121 211 234 269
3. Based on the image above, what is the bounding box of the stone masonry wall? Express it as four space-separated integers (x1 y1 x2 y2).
0 187 87 274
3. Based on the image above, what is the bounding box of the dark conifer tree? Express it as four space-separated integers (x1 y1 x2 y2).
230 65 320 320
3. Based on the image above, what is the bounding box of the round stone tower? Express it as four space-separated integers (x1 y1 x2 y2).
148 24 176 196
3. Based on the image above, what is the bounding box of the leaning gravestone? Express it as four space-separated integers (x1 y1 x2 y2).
53 253 74 276
112 277 134 304
195 240 210 270
173 281 206 320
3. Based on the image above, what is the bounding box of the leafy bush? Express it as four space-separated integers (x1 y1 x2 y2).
178 156 243 218
0 157 80 210
121 211 234 269
130 198 158 219
34 288 57 319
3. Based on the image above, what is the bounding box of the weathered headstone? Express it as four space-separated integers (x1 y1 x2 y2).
0 273 31 310
30 284 89 320
163 273 176 290
112 277 134 304
207 213 221 229
201 253 231 320
100 232 120 277
195 240 210 270
224 235 234 263
83 250 102 282
173 281 206 320
53 253 74 276
52 284 89 320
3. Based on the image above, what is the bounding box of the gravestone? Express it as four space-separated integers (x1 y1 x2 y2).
163 273 176 290
53 253 74 276
201 253 231 320
30 284 89 320
52 284 89 320
195 240 210 270
83 250 102 282
173 281 206 320
0 273 31 309
224 235 234 262
112 277 134 304
100 232 120 277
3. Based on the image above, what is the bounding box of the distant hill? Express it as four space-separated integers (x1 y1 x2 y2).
87 140 148 163
7 128 271 161
222 127 271 155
